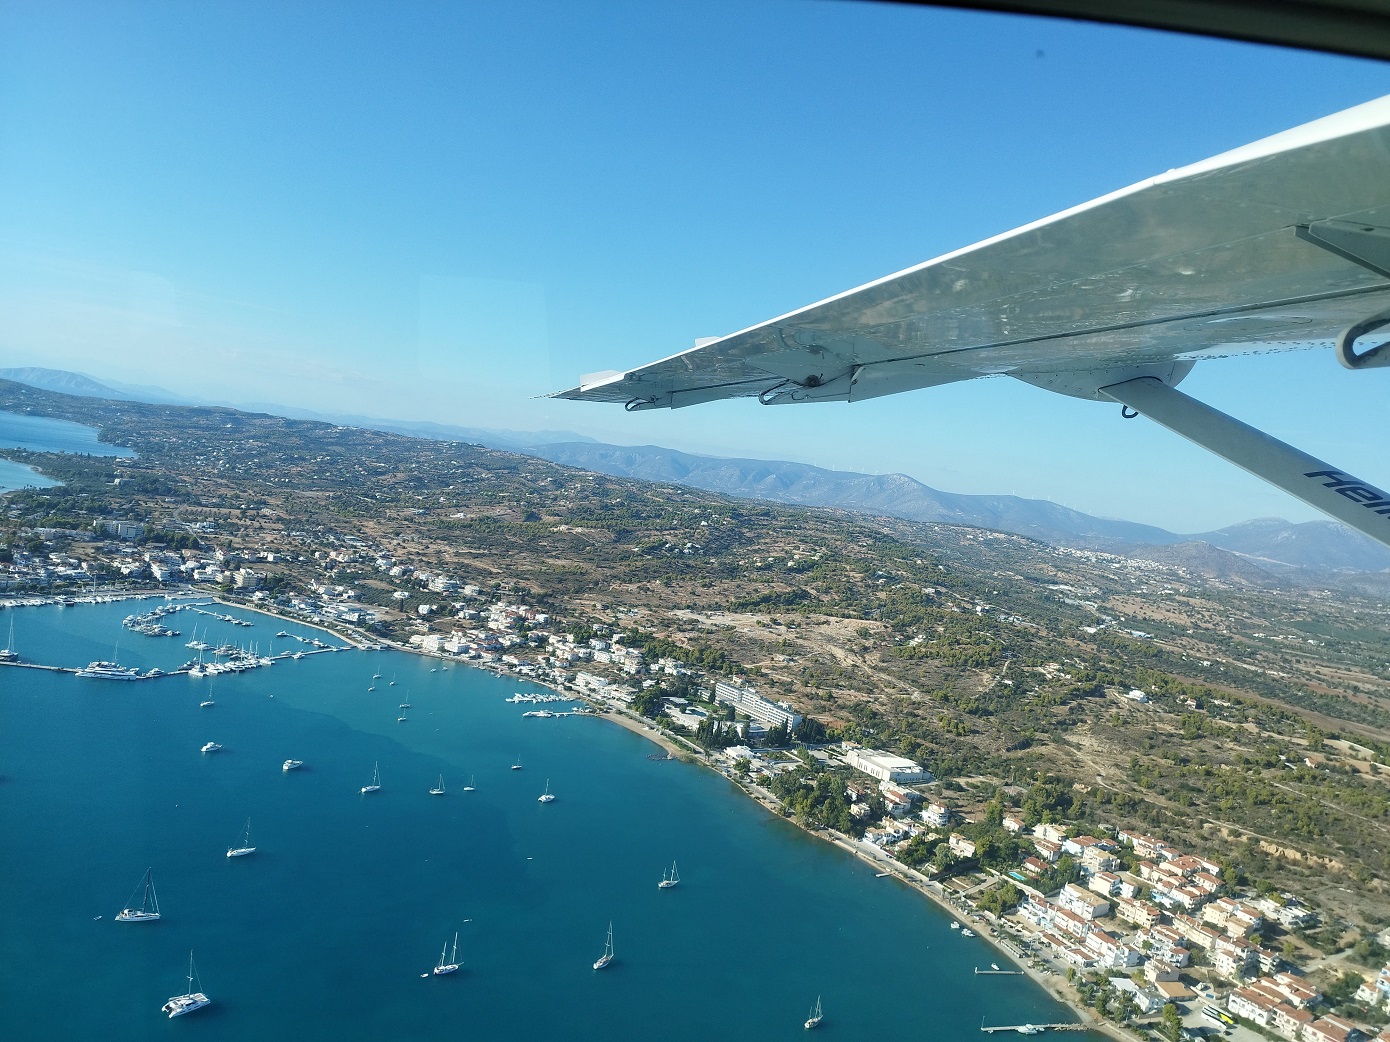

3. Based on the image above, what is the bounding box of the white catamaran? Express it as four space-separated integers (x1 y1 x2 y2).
432 932 461 975
227 818 256 858
537 779 555 803
593 922 614 970
361 762 382 794
115 868 161 922
161 951 211 1018
658 860 680 889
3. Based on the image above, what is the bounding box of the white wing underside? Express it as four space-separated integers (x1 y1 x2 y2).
554 96 1390 410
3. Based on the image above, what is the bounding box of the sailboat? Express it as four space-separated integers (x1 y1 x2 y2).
658 860 680 889
199 676 214 708
161 951 211 1018
397 705 408 723
805 996 824 1030
115 867 161 922
593 922 614 970
432 932 461 975
429 774 445 796
537 779 555 803
227 818 256 857
0 616 17 661
510 756 523 771
389 674 396 686
462 775 475 791
361 761 382 793
372 671 382 680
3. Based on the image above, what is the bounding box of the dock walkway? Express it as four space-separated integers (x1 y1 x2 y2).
981 1025 1085 1034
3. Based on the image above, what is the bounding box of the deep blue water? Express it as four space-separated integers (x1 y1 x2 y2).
0 599 1096 1041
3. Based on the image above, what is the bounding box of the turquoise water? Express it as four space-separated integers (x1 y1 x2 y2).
0 408 134 493
0 600 1093 1041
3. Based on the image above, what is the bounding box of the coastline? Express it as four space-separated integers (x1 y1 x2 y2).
10 585 1133 1039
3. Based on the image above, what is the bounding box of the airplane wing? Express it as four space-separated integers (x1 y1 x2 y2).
556 95 1390 550
554 95 1390 411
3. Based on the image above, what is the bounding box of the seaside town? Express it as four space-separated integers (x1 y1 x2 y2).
5 520 1390 1042
5 384 1390 1042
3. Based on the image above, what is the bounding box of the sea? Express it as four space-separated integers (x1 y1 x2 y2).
0 409 136 494
0 414 1100 1041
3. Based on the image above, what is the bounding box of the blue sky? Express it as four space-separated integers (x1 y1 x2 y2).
1 0 1387 532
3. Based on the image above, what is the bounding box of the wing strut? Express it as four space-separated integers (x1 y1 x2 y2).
1100 377 1390 551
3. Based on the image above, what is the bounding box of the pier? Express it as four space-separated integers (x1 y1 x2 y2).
981 1025 1085 1034
974 967 1025 975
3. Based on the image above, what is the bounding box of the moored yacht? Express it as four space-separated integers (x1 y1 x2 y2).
76 660 141 680
227 818 256 858
201 741 222 753
432 932 460 975
361 761 382 793
805 996 823 1030
658 860 679 889
537 779 555 803
115 868 161 922
593 922 614 970
429 774 445 795
161 951 211 1018
282 759 304 772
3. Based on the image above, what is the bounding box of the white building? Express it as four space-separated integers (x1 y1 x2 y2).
843 747 933 784
713 681 803 730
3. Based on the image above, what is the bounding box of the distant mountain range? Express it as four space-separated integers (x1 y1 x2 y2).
526 442 1390 573
4 365 1389 574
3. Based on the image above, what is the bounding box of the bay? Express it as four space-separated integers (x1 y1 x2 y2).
0 598 1097 1041
0 408 135 494
0 409 135 457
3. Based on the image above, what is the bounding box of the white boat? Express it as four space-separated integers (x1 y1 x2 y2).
658 860 679 889
510 757 523 771
805 996 824 1030
115 868 161 922
462 775 475 791
372 672 381 679
1018 1027 1042 1036
283 759 304 771
201 741 222 753
76 660 141 680
432 931 461 975
361 762 382 793
961 928 975 937
537 779 555 803
398 702 411 709
429 774 445 796
227 818 256 858
0 616 17 661
950 922 961 930
593 922 614 970
397 706 408 722
161 951 211 1018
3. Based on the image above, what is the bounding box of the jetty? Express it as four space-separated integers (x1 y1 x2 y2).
981 1024 1085 1034
975 967 1025 975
